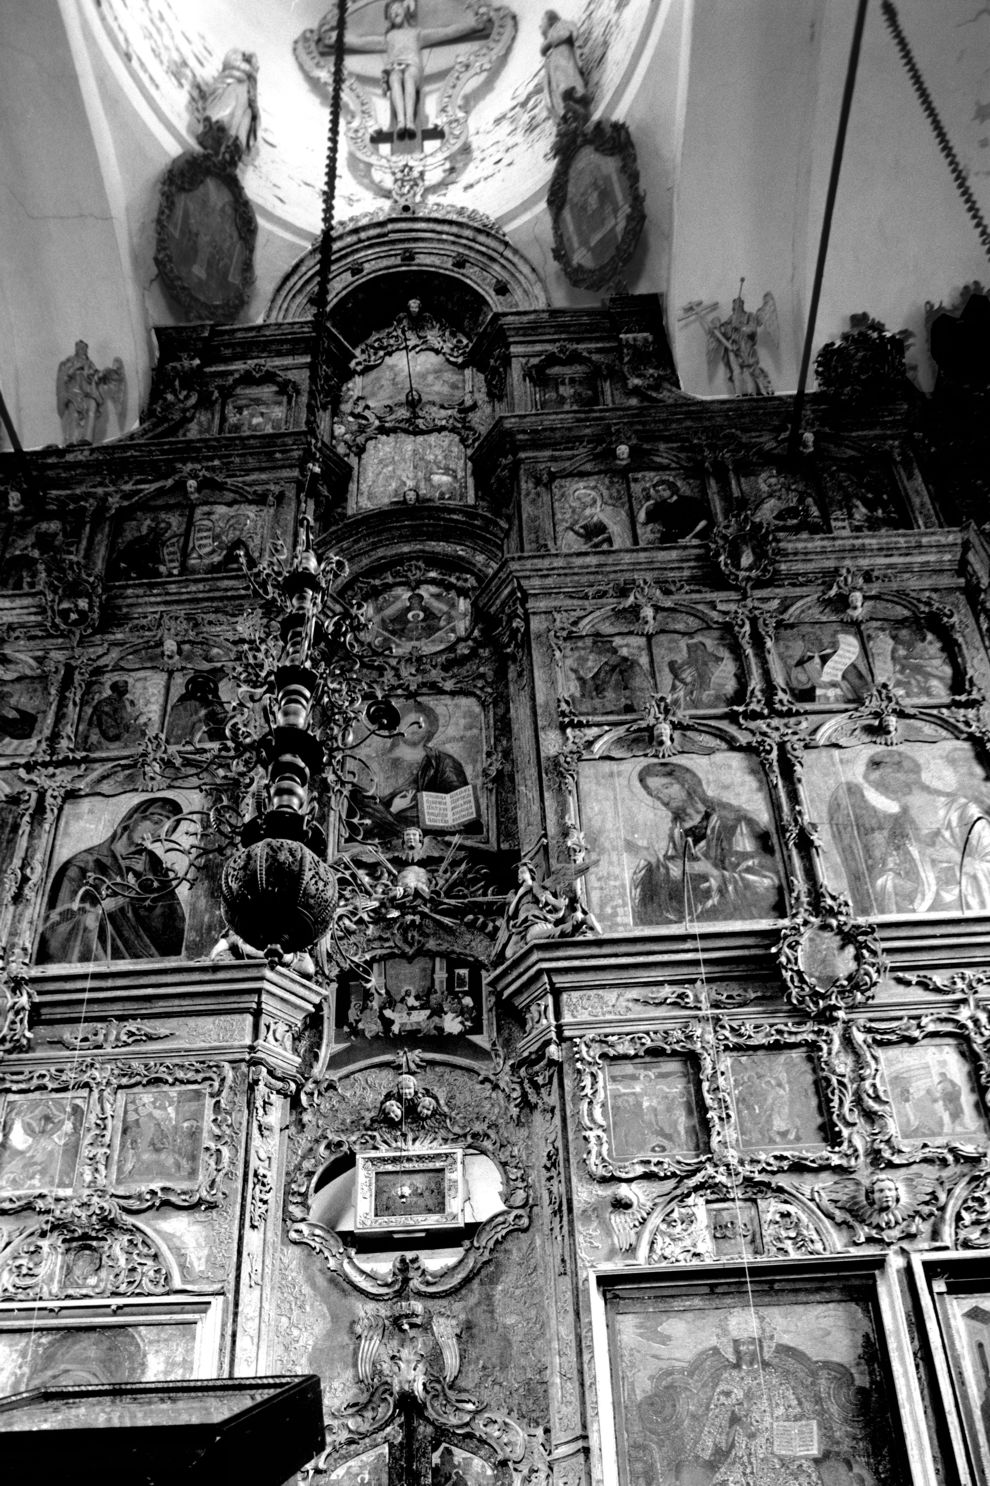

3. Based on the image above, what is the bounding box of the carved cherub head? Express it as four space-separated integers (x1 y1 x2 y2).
867 1173 901 1216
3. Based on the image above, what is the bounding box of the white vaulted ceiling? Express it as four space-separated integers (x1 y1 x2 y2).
1 0 989 448
85 0 666 233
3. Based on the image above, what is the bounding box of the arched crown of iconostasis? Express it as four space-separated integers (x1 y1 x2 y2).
269 206 542 579
266 206 547 325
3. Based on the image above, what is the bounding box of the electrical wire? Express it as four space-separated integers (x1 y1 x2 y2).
681 845 777 1449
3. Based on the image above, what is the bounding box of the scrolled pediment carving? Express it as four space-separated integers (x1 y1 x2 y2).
286 1058 530 1297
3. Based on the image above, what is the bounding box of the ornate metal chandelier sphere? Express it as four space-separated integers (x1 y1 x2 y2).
221 836 337 954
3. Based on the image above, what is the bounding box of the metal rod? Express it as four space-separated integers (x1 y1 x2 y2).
0 381 24 456
882 0 990 261
788 0 870 456
302 0 349 502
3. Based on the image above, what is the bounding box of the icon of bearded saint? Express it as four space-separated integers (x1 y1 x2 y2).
634 1307 883 1486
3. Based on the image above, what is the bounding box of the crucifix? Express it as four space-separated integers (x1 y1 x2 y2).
314 0 494 144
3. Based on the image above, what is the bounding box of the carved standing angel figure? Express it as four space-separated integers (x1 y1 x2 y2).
55 341 126 446
315 0 494 140
683 283 777 397
195 49 260 164
540 10 590 124
711 283 778 396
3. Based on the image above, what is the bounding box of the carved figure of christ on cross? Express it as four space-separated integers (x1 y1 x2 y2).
317 0 493 141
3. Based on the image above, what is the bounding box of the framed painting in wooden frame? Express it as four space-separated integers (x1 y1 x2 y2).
353 1149 464 1235
0 1295 223 1398
589 1257 934 1486
852 1016 990 1164
912 1252 990 1486
0 1090 89 1199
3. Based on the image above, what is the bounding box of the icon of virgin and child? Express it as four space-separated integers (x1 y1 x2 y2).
35 796 190 964
630 761 782 926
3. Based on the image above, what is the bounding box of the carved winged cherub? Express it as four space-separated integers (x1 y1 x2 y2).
314 0 494 141
493 846 601 963
813 1171 945 1245
608 1183 653 1253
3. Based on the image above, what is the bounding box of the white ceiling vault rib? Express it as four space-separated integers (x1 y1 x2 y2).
58 0 151 428
0 1 151 447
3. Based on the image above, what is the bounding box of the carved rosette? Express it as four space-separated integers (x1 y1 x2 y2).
776 909 885 1018
710 515 778 587
40 557 102 640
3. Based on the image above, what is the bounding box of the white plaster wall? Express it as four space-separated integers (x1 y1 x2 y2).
5 0 989 441
669 0 990 398
505 0 686 312
0 1 149 447
669 0 827 398
802 0 990 392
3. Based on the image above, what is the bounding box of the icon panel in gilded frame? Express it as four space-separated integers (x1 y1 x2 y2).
576 747 787 933
556 609 747 719
851 1017 990 1165
354 1148 464 1235
551 471 712 554
590 1258 927 1486
770 600 961 709
576 1021 856 1181
0 1062 233 1214
341 692 490 846
31 786 222 969
913 1253 990 1486
801 736 990 923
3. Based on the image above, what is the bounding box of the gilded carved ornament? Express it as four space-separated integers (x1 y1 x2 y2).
286 1059 530 1298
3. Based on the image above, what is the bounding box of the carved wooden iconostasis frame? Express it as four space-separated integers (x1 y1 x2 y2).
509 522 990 952
588 1257 937 1486
284 1049 531 1300
0 1059 235 1213
472 399 940 558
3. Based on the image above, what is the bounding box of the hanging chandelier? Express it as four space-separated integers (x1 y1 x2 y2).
219 0 355 975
